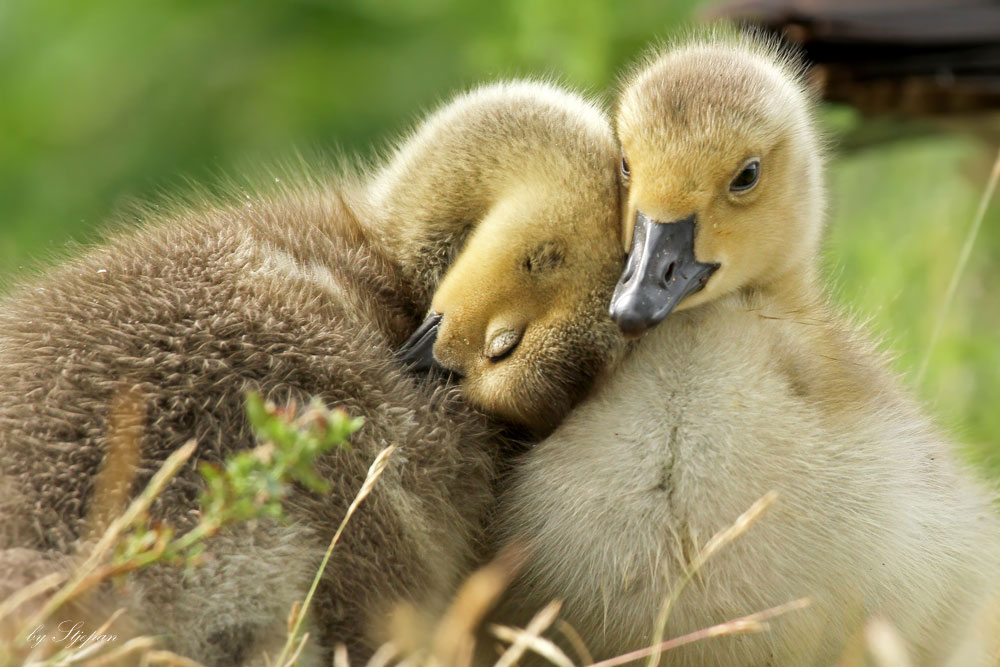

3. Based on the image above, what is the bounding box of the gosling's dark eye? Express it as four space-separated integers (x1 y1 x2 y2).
729 159 760 192
620 156 630 179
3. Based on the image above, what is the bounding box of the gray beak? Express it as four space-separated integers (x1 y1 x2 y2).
609 212 719 336
398 313 444 373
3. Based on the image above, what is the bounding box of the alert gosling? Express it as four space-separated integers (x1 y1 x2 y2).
493 33 1000 666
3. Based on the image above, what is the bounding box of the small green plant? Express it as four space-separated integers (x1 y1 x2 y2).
0 391 364 666
112 392 364 569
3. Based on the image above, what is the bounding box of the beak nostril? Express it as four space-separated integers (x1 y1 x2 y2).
663 262 675 287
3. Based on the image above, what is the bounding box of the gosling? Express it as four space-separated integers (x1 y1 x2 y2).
0 80 624 664
493 33 1000 666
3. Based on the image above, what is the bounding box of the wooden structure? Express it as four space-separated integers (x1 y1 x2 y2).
708 0 1000 115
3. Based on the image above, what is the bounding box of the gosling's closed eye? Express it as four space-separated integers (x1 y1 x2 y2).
729 159 760 192
523 241 566 273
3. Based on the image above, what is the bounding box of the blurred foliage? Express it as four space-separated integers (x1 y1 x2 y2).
824 130 1000 475
1 0 997 474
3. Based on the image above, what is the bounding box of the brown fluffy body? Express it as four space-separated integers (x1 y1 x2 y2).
492 33 1000 665
0 81 624 663
0 184 495 665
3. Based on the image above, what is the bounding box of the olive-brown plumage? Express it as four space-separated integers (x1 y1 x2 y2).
0 80 623 664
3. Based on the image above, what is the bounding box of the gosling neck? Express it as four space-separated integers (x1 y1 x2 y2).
746 177 827 315
743 259 824 318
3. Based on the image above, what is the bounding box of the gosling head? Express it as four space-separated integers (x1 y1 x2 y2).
610 32 825 335
397 82 626 433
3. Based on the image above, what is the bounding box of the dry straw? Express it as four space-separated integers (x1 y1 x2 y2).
918 146 1000 384
646 490 790 667
276 445 397 667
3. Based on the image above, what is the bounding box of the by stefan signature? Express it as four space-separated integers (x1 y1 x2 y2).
25 621 119 650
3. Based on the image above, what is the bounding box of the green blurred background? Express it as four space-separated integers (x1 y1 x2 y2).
1 0 998 476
